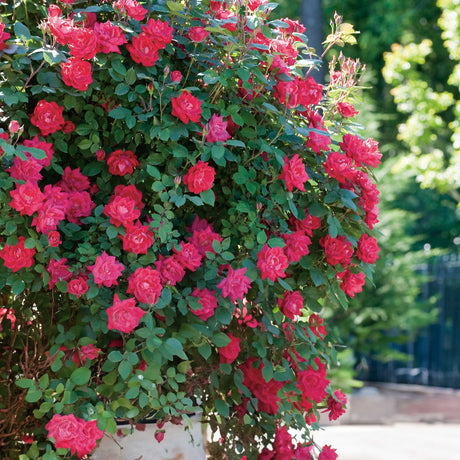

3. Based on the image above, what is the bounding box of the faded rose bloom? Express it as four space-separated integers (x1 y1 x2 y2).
30 100 65 136
219 333 241 364
89 251 124 288
205 114 231 143
0 236 36 272
173 242 202 272
47 258 73 289
188 227 222 257
106 149 139 176
58 167 90 193
80 344 100 362
61 58 92 91
218 266 251 303
189 287 218 321
106 294 146 333
279 154 309 192
171 91 202 124
188 26 209 42
183 161 216 194
257 245 289 282
278 290 304 319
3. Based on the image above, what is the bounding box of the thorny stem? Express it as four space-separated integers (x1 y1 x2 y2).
21 60 45 91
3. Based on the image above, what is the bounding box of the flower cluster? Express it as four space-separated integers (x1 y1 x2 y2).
0 1 377 459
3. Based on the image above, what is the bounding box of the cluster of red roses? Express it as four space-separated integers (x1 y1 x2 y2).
0 0 380 458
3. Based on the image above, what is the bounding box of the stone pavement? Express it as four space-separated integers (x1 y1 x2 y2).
313 423 460 460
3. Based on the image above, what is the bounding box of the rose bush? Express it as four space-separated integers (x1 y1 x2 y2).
0 1 378 459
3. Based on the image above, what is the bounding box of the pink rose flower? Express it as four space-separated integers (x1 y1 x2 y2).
217 266 251 303
278 154 309 192
89 251 124 288
120 221 154 254
67 276 89 298
319 235 353 267
47 258 73 289
170 70 183 82
80 344 101 362
142 18 173 49
113 0 147 21
173 242 203 271
127 32 159 67
337 101 359 118
155 255 186 286
94 21 127 54
189 287 218 321
257 245 289 282
103 195 141 228
183 161 216 194
68 27 98 60
282 231 311 263
106 294 146 333
188 26 209 42
205 114 231 143
318 445 338 460
277 290 303 319
336 268 366 298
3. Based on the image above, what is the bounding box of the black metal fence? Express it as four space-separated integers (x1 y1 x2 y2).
364 253 460 388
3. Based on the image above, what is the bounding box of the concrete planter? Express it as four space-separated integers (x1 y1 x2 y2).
91 415 206 460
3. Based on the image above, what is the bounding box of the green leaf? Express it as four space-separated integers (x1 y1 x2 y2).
119 360 133 380
125 68 137 85
200 189 215 206
15 378 35 389
198 343 211 359
215 398 230 418
310 269 325 287
327 213 342 238
212 332 231 348
25 390 42 403
108 351 123 363
14 22 31 40
167 0 184 12
71 368 91 386
109 107 132 120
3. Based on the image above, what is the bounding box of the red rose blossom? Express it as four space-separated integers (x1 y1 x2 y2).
337 101 358 118
188 26 209 42
282 231 311 263
106 149 139 176
219 333 241 364
324 389 347 421
356 234 380 264
183 161 216 194
336 268 366 297
171 91 202 124
47 231 62 247
94 21 127 54
113 0 147 21
170 70 183 82
127 266 162 305
67 276 89 298
127 32 159 67
106 294 146 333
120 221 154 254
142 18 173 48
318 445 338 460
68 27 97 60
320 234 353 266
61 58 93 91
30 100 65 136
9 181 45 216
0 236 36 272
46 414 103 459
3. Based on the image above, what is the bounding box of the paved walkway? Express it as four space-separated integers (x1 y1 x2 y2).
313 423 460 460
